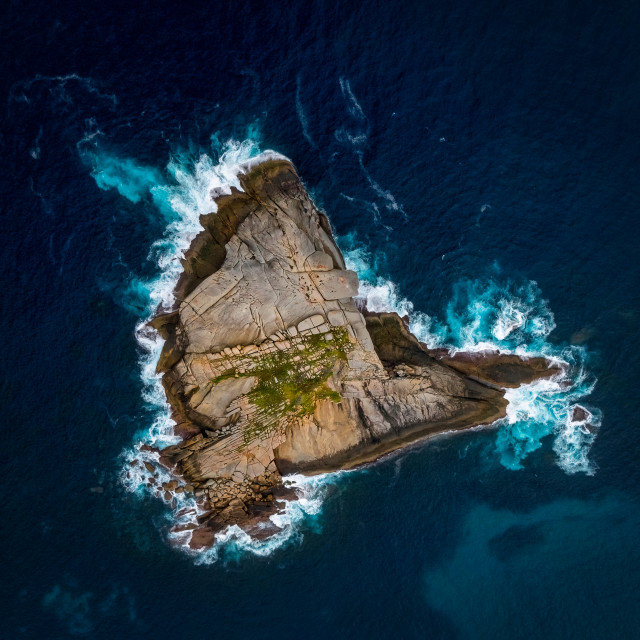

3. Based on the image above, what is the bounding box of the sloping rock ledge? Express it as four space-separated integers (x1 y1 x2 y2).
137 155 560 549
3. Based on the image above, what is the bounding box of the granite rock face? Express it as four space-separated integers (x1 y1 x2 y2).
149 157 559 545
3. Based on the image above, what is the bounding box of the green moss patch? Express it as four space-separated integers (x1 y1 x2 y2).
210 369 238 386
198 327 351 445
238 327 351 444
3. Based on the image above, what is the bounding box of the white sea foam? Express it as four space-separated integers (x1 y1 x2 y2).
339 77 367 122
356 151 408 220
499 361 600 474
344 245 600 474
344 245 439 345
191 472 338 564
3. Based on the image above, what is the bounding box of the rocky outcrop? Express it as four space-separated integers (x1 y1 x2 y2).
147 156 560 546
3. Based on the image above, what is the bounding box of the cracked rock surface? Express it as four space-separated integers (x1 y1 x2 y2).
147 157 559 546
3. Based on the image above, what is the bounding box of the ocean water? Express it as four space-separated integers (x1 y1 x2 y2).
3 1 640 638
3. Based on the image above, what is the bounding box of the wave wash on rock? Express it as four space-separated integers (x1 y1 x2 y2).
133 151 562 552
344 248 601 475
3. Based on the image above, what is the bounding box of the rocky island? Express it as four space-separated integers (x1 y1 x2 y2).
139 155 559 548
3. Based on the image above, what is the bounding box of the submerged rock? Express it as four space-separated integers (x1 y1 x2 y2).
153 156 558 546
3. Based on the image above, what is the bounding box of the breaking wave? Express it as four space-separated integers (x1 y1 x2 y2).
345 246 601 475
82 132 338 560
191 473 336 564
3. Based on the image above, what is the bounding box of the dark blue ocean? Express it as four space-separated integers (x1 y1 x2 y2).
3 1 640 637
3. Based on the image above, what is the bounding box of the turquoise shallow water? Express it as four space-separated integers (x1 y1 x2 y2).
2 1 640 637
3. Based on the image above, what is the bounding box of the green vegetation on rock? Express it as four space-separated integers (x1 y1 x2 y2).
205 327 351 446
243 327 350 443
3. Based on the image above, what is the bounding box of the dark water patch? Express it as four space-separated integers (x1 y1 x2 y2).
488 523 545 562
424 496 640 639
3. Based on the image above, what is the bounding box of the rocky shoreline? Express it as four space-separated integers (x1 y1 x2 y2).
133 155 560 548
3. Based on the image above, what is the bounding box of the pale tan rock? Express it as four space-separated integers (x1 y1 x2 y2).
191 377 257 417
304 250 334 271
310 270 359 301
297 317 315 332
327 310 347 326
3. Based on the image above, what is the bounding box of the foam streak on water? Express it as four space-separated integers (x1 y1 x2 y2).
333 77 406 224
345 246 601 474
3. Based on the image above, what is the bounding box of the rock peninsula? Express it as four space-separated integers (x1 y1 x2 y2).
143 155 559 547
